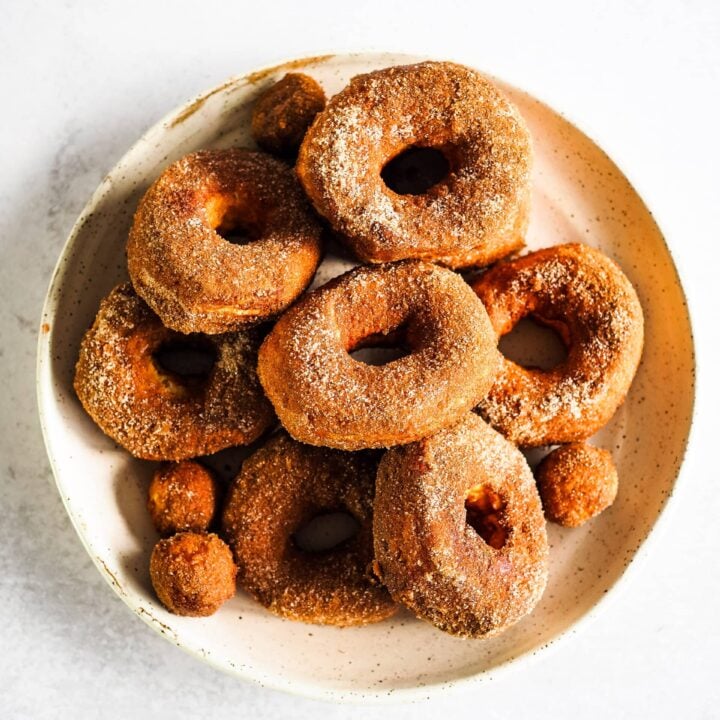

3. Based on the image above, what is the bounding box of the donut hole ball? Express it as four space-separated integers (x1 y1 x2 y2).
498 316 569 372
464 485 509 549
292 509 361 554
152 337 218 389
536 443 618 527
381 146 451 196
148 461 219 536
251 73 326 157
149 532 237 617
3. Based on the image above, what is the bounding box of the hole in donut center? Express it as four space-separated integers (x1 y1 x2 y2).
292 511 360 553
348 326 411 366
214 205 262 246
381 146 450 195
499 317 568 371
465 485 509 550
153 339 218 380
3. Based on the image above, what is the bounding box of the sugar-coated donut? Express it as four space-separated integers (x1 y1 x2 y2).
150 532 237 617
221 432 396 626
474 243 644 446
257 261 500 450
535 443 618 527
297 61 532 268
128 149 322 334
252 73 326 156
374 414 549 638
74 283 274 460
148 461 219 536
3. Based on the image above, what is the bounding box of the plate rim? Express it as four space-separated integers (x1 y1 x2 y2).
36 50 697 703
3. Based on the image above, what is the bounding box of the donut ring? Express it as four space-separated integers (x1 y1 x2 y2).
128 149 323 334
257 261 499 450
297 61 532 268
535 443 618 527
374 414 549 638
474 243 644 446
221 432 396 626
74 283 274 460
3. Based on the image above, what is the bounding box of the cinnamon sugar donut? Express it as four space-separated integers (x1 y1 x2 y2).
474 243 644 446
150 532 237 617
296 61 532 268
221 432 396 626
252 73 326 156
536 443 618 527
148 461 219 536
74 283 274 460
374 414 549 638
128 149 322 334
257 261 499 450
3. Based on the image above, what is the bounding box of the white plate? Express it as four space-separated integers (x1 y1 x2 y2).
36 53 695 702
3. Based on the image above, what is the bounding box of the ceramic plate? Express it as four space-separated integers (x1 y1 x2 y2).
37 53 695 701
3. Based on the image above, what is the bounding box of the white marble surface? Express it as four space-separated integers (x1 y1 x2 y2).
1 1 718 717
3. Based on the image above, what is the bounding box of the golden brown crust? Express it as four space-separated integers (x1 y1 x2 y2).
150 532 237 616
536 443 618 527
296 61 532 268
73 283 274 460
221 432 396 626
148 461 219 536
374 414 548 638
474 243 644 446
252 73 326 156
128 149 322 334
257 261 500 450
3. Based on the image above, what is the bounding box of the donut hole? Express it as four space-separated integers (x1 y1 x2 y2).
292 510 360 553
208 200 263 246
153 338 218 384
348 323 412 366
499 317 568 371
381 146 450 195
465 485 509 549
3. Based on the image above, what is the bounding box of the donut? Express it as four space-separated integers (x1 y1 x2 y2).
373 414 548 638
127 149 323 334
221 432 396 626
74 283 274 460
473 243 644 446
296 61 532 268
252 73 326 156
535 443 618 527
148 461 219 536
150 532 237 616
257 260 500 450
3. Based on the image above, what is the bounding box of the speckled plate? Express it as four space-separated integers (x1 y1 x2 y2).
36 53 695 702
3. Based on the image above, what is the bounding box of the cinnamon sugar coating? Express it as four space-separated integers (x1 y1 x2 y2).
73 283 274 460
150 532 237 617
128 149 322 334
221 432 396 626
296 61 532 268
257 261 500 450
252 73 326 156
474 243 644 446
148 461 219 536
536 443 618 527
374 414 549 638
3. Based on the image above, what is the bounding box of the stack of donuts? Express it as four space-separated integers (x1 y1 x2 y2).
74 61 643 638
